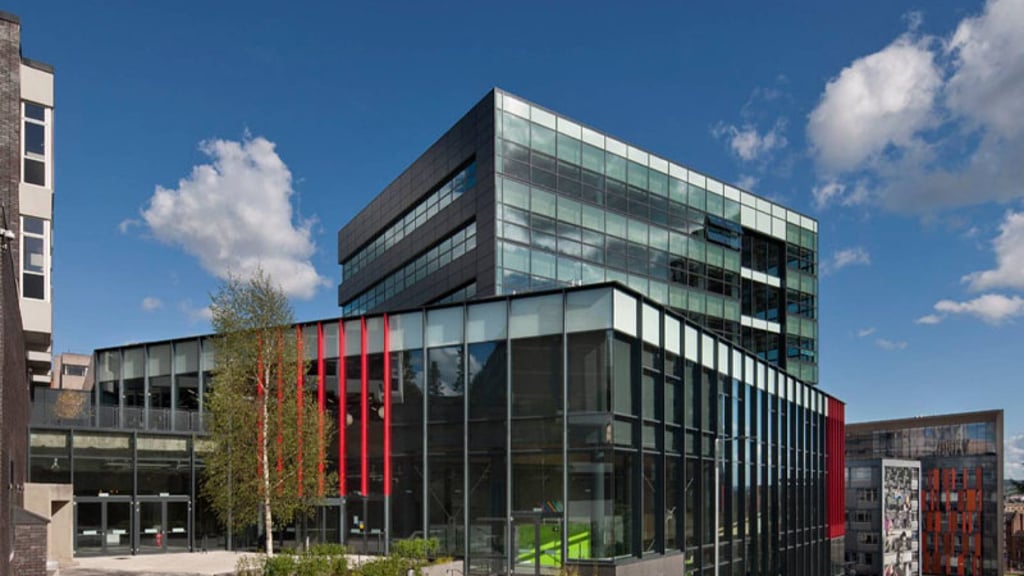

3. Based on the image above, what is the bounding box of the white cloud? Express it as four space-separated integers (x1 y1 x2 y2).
812 180 845 208
828 247 872 272
118 219 141 234
962 211 1024 291
736 174 758 191
933 294 1024 324
807 32 941 173
915 314 944 325
179 300 213 323
1008 434 1024 480
141 297 163 311
808 0 1024 212
813 179 873 208
876 338 908 351
713 119 788 162
857 327 877 338
946 0 1024 140
140 136 328 299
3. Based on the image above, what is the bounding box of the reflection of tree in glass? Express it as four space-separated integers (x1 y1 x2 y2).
428 360 442 397
53 390 88 420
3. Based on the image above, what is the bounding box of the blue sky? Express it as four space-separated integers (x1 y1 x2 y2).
11 1 1024 475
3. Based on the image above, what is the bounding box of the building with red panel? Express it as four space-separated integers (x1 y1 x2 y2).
847 411 1004 576
28 283 845 576
1006 503 1024 572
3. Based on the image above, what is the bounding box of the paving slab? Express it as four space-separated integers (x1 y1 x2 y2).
60 551 249 576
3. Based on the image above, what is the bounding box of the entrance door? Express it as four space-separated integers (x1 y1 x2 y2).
136 497 191 553
511 512 563 576
308 500 344 547
75 497 134 555
346 496 386 554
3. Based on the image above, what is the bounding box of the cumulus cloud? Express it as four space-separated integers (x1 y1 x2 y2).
876 338 908 351
915 314 943 325
825 247 871 273
713 119 788 162
962 211 1024 291
139 136 328 299
807 32 941 174
141 297 163 311
179 300 213 323
807 0 1024 211
857 327 877 338
933 294 1024 324
946 0 1024 139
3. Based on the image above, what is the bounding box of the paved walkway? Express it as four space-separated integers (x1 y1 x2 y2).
60 551 249 576
60 551 380 576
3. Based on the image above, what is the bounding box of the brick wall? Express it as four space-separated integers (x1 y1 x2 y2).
11 521 45 576
0 12 27 576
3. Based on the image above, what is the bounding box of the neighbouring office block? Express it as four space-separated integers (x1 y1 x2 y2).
847 411 1004 576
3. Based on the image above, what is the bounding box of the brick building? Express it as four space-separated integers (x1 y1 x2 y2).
0 10 54 576
1006 503 1024 572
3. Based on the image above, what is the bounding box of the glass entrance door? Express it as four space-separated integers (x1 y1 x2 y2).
165 500 190 551
308 500 343 547
346 496 386 554
75 497 134 555
136 497 191 553
75 501 103 555
512 512 563 576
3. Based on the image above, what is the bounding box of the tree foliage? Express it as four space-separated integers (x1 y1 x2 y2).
201 269 335 555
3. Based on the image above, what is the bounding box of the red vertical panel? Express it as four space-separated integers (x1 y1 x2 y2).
825 397 846 539
360 317 369 497
297 326 304 497
317 322 325 497
338 320 346 497
383 314 391 496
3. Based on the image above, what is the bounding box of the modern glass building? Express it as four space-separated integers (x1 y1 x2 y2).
847 411 1004 576
337 89 820 385
30 284 845 575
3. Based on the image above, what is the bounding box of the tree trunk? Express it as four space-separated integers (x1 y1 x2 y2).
262 382 274 556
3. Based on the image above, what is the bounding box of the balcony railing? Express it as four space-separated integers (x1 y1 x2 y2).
31 389 206 433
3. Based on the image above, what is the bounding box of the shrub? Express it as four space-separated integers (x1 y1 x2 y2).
391 537 440 561
265 555 299 576
235 555 264 576
309 543 348 557
235 550 348 576
359 555 416 576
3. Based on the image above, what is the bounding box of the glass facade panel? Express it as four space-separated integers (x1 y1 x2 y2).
33 283 832 568
493 96 818 383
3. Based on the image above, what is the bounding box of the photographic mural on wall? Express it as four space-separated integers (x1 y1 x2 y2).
882 462 920 576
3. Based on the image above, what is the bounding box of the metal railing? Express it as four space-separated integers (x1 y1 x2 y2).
31 389 206 432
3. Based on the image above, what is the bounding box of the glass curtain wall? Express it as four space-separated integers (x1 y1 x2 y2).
35 285 836 569
493 93 821 384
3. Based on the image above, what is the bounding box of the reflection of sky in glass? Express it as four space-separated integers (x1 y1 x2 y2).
850 421 998 459
428 347 462 397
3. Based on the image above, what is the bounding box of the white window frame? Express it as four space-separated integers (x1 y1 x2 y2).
20 216 49 301
22 100 51 188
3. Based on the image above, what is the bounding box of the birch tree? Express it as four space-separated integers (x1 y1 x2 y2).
201 270 332 556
